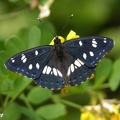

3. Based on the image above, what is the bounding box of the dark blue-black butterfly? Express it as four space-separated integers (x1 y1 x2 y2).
5 35 114 90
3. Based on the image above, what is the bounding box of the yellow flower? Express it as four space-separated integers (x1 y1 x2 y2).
111 104 119 114
80 99 120 120
66 30 80 40
49 30 80 45
110 114 120 120
80 111 95 120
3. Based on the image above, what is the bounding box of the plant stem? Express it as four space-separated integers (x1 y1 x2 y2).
59 99 83 109
52 96 83 110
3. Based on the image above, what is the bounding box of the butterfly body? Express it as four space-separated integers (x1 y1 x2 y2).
54 37 64 60
5 35 114 90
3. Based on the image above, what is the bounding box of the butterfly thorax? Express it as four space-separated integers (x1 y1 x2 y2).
54 37 63 58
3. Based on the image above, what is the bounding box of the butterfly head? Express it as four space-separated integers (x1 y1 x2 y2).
54 36 62 45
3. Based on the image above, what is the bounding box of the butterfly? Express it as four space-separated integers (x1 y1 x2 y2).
5 31 114 90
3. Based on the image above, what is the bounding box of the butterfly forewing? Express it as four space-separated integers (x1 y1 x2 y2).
5 46 53 79
64 37 114 67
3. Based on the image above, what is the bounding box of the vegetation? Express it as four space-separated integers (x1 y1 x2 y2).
0 0 120 120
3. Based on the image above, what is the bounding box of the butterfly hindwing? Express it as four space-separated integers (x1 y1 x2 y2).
66 58 96 86
64 36 114 67
5 46 53 79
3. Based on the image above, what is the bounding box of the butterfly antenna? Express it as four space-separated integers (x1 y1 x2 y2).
59 14 73 35
38 18 56 37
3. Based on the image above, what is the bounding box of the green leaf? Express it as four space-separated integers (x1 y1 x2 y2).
0 51 8 74
27 87 52 105
4 36 26 57
28 26 41 48
0 77 10 93
9 77 32 102
18 28 29 48
109 59 120 91
3 102 21 120
19 106 35 119
94 58 112 87
20 106 43 120
36 103 66 119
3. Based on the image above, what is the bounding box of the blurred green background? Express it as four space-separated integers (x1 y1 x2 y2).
0 0 120 120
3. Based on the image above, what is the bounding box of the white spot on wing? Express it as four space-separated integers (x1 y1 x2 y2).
11 58 15 63
75 66 77 69
35 50 38 55
21 54 26 60
92 38 97 48
89 51 94 57
79 41 82 46
103 38 107 43
36 63 40 69
67 58 84 76
74 60 81 67
92 39 97 44
71 64 74 72
83 53 87 59
46 66 51 74
42 65 47 74
23 58 27 63
67 66 71 76
29 64 33 70
92 43 97 48
12 59 15 63
57 69 63 77
53 68 57 76
77 58 84 65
